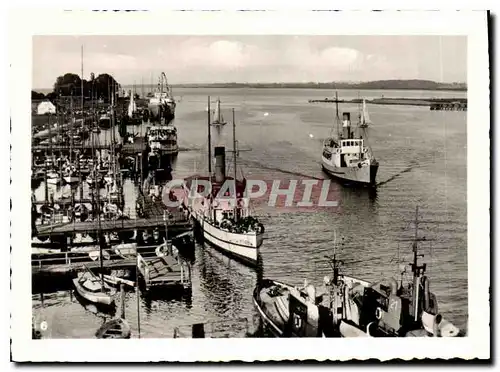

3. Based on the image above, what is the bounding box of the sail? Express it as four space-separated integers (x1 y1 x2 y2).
362 99 371 125
128 93 137 118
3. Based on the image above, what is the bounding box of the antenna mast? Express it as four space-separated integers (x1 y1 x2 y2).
335 91 340 138
232 108 237 216
207 96 212 174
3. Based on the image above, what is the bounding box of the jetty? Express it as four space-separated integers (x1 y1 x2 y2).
35 213 191 237
308 97 467 111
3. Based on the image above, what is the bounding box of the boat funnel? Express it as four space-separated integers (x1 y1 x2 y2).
214 146 226 183
342 112 351 138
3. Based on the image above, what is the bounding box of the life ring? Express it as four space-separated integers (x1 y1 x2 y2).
375 307 382 320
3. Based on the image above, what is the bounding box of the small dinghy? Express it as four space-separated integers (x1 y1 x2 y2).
88 249 111 261
95 318 131 339
73 270 116 306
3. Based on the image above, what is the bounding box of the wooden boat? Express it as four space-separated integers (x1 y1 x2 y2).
254 208 462 338
95 318 131 339
73 270 116 306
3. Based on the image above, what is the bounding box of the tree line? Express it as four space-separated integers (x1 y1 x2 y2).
32 73 121 102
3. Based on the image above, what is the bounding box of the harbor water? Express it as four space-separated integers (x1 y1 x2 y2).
32 88 468 338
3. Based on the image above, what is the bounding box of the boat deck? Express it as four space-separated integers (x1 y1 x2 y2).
121 137 148 155
137 252 190 289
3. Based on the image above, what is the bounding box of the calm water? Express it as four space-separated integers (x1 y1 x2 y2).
32 88 468 338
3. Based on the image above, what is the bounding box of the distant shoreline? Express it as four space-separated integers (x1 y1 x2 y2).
33 79 467 93
168 85 467 92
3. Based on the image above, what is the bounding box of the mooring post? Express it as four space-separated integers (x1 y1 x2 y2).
192 323 205 338
120 283 125 319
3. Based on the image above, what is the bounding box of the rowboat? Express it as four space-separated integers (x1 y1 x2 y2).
73 271 115 306
95 318 131 339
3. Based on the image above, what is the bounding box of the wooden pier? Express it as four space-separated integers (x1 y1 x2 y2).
308 97 467 111
32 255 136 275
137 252 190 289
35 214 192 237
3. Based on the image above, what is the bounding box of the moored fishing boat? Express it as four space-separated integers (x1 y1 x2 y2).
321 92 379 185
183 103 265 266
254 207 462 337
148 72 176 124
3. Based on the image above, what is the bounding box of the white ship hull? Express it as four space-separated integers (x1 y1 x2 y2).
322 158 378 185
196 214 263 265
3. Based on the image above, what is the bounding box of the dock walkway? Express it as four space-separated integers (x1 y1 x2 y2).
35 214 192 237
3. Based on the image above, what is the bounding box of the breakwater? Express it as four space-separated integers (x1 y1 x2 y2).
308 97 467 111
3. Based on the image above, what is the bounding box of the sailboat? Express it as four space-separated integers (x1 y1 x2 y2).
126 87 142 125
211 97 227 126
359 99 371 128
183 99 265 265
321 92 379 185
73 92 116 307
253 207 462 338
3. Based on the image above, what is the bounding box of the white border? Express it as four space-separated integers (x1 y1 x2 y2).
10 10 489 361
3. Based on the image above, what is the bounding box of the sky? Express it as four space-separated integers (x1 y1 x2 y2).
32 35 467 89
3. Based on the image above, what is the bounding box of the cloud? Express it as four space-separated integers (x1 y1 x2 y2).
32 35 466 87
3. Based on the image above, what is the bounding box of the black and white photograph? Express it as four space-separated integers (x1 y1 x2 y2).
9 9 490 362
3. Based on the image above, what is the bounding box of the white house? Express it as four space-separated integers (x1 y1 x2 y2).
37 101 56 115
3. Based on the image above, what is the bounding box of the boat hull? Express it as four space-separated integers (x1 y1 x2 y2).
197 217 263 265
322 159 378 185
73 277 115 306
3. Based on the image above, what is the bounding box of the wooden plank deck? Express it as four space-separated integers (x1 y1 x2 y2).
137 252 189 289
35 215 192 236
32 257 137 275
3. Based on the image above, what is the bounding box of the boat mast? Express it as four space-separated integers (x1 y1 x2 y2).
207 96 212 175
411 206 427 321
232 108 237 217
335 91 340 138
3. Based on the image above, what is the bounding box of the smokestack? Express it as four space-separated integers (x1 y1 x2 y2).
214 146 226 183
342 112 351 139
